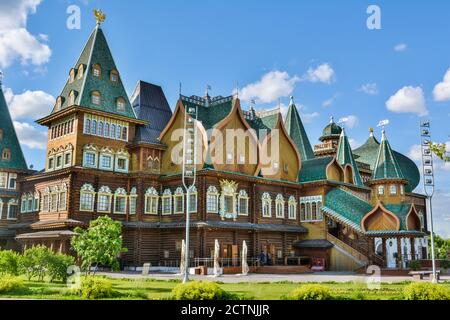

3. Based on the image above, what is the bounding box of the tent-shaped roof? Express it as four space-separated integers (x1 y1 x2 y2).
372 130 404 181
336 128 364 186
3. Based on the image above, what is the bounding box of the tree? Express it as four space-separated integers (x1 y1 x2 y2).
430 235 450 260
21 245 52 281
0 250 21 276
429 142 450 162
71 216 127 275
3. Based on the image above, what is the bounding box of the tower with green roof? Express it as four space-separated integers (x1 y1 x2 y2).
0 72 28 247
284 96 315 161
314 116 342 158
369 129 408 204
336 128 364 186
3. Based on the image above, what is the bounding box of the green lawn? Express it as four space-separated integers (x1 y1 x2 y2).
1 276 449 300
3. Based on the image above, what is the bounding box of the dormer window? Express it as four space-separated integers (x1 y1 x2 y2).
116 97 126 112
77 64 84 79
2 148 11 161
110 70 119 82
69 68 76 83
91 91 101 105
55 96 63 111
69 90 77 106
92 64 101 77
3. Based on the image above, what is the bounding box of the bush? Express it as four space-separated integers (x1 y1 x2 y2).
408 260 422 271
288 284 333 300
0 250 21 276
21 245 51 281
403 282 450 300
47 253 75 283
0 275 24 293
74 277 113 300
171 281 235 300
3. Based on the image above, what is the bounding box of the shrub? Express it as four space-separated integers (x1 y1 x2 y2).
0 275 24 294
403 282 450 300
408 260 422 271
171 281 235 300
20 245 52 281
47 253 75 283
74 277 113 300
288 284 333 300
0 250 21 276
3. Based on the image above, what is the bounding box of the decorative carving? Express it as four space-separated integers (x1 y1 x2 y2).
219 179 238 220
93 9 106 25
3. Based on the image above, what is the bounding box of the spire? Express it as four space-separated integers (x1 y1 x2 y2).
336 127 364 186
0 76 28 171
45 14 135 120
369 127 374 137
330 116 334 124
372 129 404 180
284 96 315 160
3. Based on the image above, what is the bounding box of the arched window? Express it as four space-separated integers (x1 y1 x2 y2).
311 202 317 221
129 187 137 215
2 149 11 161
69 90 77 106
206 186 219 213
300 203 306 221
77 64 84 79
80 184 95 212
98 121 103 136
104 123 110 137
97 186 112 213
69 68 75 83
116 125 121 139
121 127 128 140
316 201 323 220
91 91 101 105
116 97 126 112
110 70 119 82
92 120 97 135
275 194 285 218
84 118 91 134
188 185 197 213
390 185 397 195
261 192 272 218
161 189 172 215
92 64 101 77
288 196 297 220
173 187 184 214
114 188 127 214
55 96 63 111
7 199 18 220
111 124 116 139
144 187 159 215
59 184 67 211
238 190 249 216
378 185 384 195
153 158 160 173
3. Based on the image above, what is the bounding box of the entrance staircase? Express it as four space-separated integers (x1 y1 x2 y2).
327 233 369 269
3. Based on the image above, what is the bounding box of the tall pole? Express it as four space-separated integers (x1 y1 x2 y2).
183 189 190 283
420 120 437 283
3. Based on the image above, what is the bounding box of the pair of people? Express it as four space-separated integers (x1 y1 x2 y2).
259 251 273 266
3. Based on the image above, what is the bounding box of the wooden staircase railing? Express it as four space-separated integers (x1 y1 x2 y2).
327 233 369 265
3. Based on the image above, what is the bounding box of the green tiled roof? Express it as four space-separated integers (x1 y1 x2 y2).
284 97 315 161
320 117 342 141
51 25 136 119
353 133 420 192
372 130 404 181
0 84 27 170
323 188 373 232
299 156 333 182
336 128 364 186
181 95 233 130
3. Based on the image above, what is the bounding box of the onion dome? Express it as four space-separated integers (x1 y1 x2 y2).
320 116 342 142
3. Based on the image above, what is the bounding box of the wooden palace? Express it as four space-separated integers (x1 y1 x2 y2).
0 17 429 271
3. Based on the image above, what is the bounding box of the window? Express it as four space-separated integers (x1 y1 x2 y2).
219 180 238 219
110 70 119 82
55 97 62 111
69 90 76 106
129 187 137 215
239 154 245 164
8 173 17 190
50 192 58 212
0 172 7 188
390 185 397 195
188 186 197 213
226 152 233 164
378 185 385 195
162 189 172 215
174 187 184 214
92 120 97 135
111 124 116 139
300 196 323 222
206 186 219 213
59 190 67 211
92 64 101 77
100 154 113 170
98 121 103 135
27 195 33 212
83 152 96 168
43 192 50 212
121 127 128 141
114 188 127 214
275 194 285 218
77 64 84 79
91 91 101 105
104 123 110 137
33 193 40 211
7 199 18 220
145 187 159 215
56 155 62 168
64 153 72 166
400 185 405 195
238 190 249 216
117 97 126 112
21 196 27 213
262 192 272 218
84 118 91 134
97 186 112 212
116 157 128 172
2 148 11 161
69 69 75 83
288 196 297 220
80 184 95 212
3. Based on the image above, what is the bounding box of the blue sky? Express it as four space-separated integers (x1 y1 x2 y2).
1 0 450 237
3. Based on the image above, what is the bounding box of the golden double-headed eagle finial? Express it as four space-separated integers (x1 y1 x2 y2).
93 9 106 25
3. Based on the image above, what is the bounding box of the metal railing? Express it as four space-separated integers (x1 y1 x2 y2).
192 258 261 268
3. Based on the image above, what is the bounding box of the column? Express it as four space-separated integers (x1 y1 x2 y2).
397 237 402 269
410 238 416 261
382 238 387 268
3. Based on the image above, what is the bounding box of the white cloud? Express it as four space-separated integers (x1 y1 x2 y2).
303 63 335 84
240 71 300 103
301 112 320 123
4 87 54 120
322 93 339 107
359 83 378 95
0 0 51 68
13 121 47 149
408 144 423 162
385 86 428 116
433 68 450 102
348 138 360 149
394 43 408 52
339 115 359 128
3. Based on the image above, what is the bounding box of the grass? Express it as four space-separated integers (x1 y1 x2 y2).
0 276 449 300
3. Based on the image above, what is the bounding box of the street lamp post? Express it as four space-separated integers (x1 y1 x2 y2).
182 101 198 283
420 120 438 283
